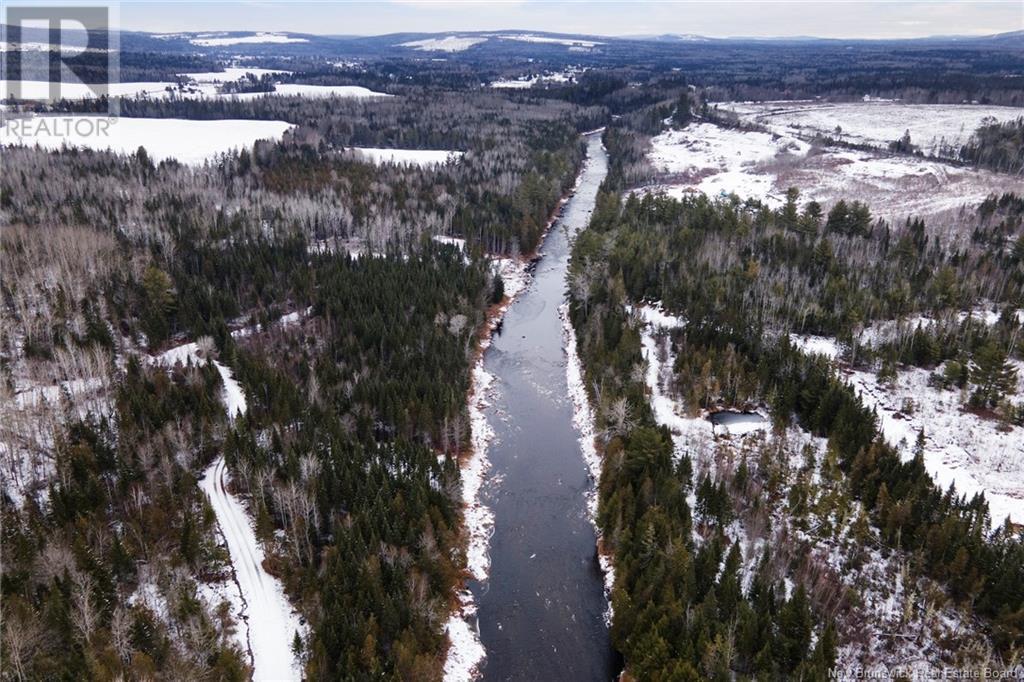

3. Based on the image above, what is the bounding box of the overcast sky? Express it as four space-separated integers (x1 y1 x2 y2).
115 1 1022 40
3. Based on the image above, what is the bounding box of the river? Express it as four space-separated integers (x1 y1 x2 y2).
471 133 619 681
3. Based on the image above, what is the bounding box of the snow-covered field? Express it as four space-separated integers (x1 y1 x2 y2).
181 67 292 82
0 116 293 165
348 147 463 167
1 80 180 100
644 122 1020 221
400 36 487 52
489 67 584 89
0 41 111 53
226 84 391 100
723 101 1024 156
190 32 308 46
398 33 602 52
2 71 386 102
155 340 305 681
647 123 809 207
497 33 603 47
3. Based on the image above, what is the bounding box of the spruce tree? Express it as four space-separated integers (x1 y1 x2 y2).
970 341 1018 408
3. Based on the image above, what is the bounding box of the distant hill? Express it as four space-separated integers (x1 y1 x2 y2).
3 25 1022 59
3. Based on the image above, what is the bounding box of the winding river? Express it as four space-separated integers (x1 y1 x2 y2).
472 134 619 680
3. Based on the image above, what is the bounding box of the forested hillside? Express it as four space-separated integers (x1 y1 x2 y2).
0 87 596 679
2 23 1023 680
566 129 1024 676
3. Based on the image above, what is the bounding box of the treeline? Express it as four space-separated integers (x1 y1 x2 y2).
2 47 217 84
566 176 1024 675
958 117 1024 174
27 91 597 257
586 186 1024 362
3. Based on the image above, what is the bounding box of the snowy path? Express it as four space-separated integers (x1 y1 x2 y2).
153 341 304 681
199 454 303 682
202 361 304 682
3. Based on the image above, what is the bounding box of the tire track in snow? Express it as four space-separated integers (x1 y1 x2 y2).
199 360 304 682
151 340 304 682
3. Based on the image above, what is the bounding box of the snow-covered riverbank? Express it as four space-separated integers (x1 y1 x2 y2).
560 302 615 623
444 254 529 682
445 142 599 680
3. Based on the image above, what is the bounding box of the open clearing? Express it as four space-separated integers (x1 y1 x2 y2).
400 36 487 52
0 116 293 165
348 147 463 167
190 32 308 46
225 84 391 99
643 121 1020 223
722 101 1023 155
1 80 181 100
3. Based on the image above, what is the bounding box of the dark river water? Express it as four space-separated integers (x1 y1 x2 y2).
472 134 620 681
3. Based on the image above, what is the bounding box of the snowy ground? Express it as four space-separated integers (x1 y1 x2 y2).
190 32 308 46
199 456 304 682
646 123 809 207
560 303 615 622
398 33 602 52
789 334 842 360
155 339 305 681
2 76 387 102
348 147 463 167
846 365 1024 529
857 305 1007 348
634 302 768 458
400 36 487 52
0 115 293 165
490 67 584 89
180 67 293 82
1 80 180 100
1 372 111 508
643 121 1020 222
722 101 1024 156
636 307 982 672
496 33 603 47
788 329 1024 529
226 84 392 100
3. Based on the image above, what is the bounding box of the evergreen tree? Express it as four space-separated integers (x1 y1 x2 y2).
970 341 1018 408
